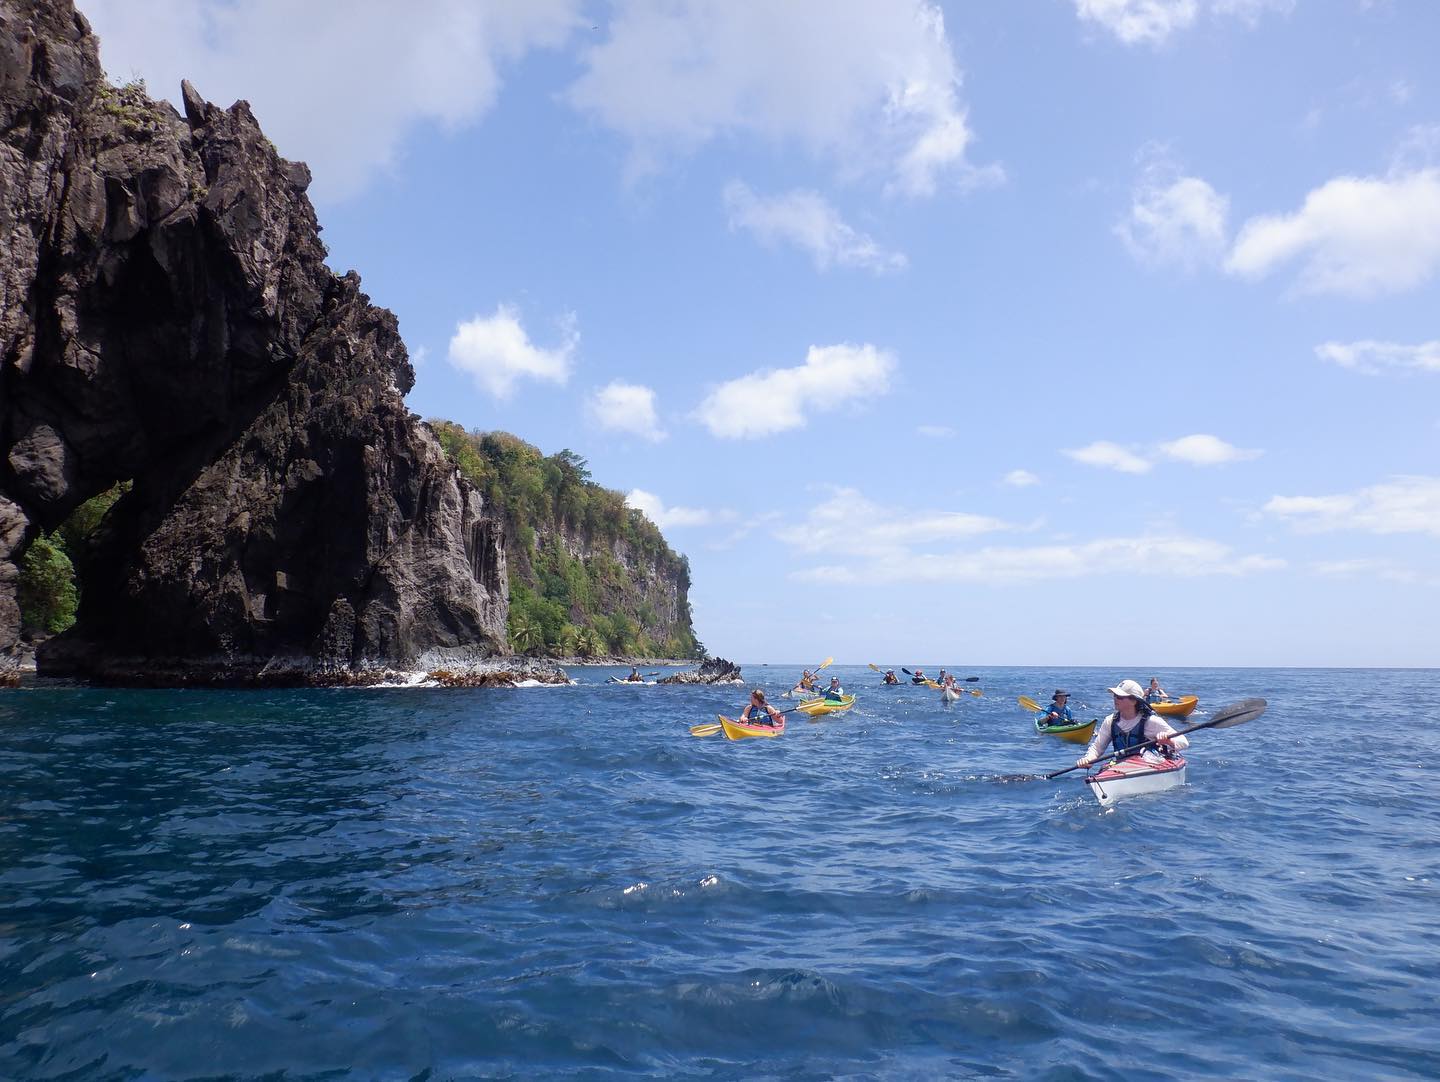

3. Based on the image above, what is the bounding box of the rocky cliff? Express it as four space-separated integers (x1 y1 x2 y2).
0 0 521 682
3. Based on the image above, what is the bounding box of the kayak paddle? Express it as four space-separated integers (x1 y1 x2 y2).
1018 695 1042 712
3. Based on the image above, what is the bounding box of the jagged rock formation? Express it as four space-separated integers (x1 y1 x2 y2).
0 0 518 683
659 657 743 685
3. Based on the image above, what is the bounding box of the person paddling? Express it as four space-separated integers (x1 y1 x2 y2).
821 676 845 701
740 688 785 729
910 668 927 685
1077 679 1188 767
1041 689 1073 726
1145 677 1169 703
625 666 643 683
882 669 900 685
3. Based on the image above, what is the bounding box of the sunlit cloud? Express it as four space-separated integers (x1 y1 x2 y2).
1156 433 1262 465
567 1 992 196
724 182 907 273
918 425 956 438
447 304 576 399
696 344 896 439
83 0 583 202
1063 440 1153 474
625 489 727 529
1002 469 1040 487
1074 0 1292 46
1263 475 1440 537
1315 339 1440 374
588 381 667 441
1117 150 1229 269
777 487 1009 559
1226 168 1440 297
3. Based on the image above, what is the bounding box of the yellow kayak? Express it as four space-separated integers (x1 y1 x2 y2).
1151 696 1198 718
1034 715 1096 744
718 714 785 740
796 694 855 716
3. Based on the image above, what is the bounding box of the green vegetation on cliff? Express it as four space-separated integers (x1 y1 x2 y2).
430 422 701 659
17 483 129 637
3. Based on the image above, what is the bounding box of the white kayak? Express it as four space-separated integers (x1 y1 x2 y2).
1084 753 1186 806
940 686 961 703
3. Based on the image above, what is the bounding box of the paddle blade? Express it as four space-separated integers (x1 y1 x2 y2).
689 723 722 737
964 676 980 682
867 663 883 672
1017 695 1042 712
969 688 983 697
1204 697 1267 729
817 657 835 671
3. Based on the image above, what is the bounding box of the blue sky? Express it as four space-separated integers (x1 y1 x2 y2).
84 0 1439 667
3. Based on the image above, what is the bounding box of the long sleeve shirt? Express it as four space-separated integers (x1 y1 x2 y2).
1082 711 1189 762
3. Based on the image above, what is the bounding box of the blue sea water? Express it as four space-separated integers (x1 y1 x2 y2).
1 664 1437 1080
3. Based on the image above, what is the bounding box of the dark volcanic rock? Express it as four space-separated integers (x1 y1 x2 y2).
659 656 743 685
0 0 512 681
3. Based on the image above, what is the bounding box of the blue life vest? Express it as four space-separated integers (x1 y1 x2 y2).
1109 711 1152 755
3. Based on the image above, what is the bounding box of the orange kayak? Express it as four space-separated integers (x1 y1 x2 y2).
1150 695 1198 718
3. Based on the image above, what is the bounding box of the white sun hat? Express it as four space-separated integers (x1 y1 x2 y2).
1107 678 1147 700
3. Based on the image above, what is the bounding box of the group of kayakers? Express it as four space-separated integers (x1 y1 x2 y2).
741 674 846 729
1037 678 1188 767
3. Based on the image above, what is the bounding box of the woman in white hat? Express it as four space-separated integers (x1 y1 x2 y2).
1076 678 1188 767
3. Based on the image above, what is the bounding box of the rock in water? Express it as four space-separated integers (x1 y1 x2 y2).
0 1 514 683
659 657 743 685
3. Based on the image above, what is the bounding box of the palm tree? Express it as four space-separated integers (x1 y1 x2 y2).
510 615 542 654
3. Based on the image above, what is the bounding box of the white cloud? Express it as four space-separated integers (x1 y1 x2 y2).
567 1 990 196
723 182 907 273
918 425 955 438
1075 0 1291 45
625 489 722 529
447 305 576 399
1157 433 1262 465
83 0 582 202
1002 469 1040 487
1225 168 1440 297
1117 153 1229 269
1075 0 1198 46
1064 441 1153 474
777 487 1010 559
1263 476 1440 537
1315 339 1440 374
588 381 667 442
696 343 896 439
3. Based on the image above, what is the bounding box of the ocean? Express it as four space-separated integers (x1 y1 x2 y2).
2 665 1437 1079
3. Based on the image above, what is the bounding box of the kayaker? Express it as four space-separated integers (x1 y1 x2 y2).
1041 689 1073 726
797 669 817 691
911 668 927 685
882 669 900 685
740 689 785 729
1077 679 1188 767
822 676 845 701
625 667 643 683
1145 677 1169 703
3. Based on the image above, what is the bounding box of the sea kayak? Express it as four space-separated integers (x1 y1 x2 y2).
1150 696 1198 718
718 714 785 740
786 685 818 698
1034 715 1096 744
941 686 961 703
1084 753 1186 806
796 694 855 716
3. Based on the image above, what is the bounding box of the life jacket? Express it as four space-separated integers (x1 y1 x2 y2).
911 676 926 684
824 686 844 701
1109 711 1152 755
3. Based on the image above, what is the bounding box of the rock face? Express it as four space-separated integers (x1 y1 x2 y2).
0 0 511 682
659 657 743 686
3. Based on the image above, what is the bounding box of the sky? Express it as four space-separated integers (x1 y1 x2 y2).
81 0 1440 668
